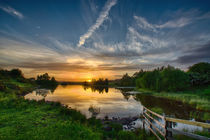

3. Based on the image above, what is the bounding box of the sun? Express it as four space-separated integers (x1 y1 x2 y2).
87 79 92 82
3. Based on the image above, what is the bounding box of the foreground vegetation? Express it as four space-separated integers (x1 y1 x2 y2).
0 69 157 140
0 68 209 139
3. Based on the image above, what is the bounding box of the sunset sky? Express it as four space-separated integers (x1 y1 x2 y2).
0 0 210 81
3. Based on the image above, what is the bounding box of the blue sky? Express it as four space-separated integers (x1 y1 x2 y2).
0 0 210 81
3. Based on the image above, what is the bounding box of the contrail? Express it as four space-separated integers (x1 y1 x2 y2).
0 5 24 19
78 0 117 47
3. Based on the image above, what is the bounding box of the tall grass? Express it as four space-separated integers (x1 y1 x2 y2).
137 86 210 112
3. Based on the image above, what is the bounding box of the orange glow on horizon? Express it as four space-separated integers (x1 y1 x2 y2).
87 79 92 82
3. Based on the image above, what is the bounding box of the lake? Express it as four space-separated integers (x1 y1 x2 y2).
25 85 209 132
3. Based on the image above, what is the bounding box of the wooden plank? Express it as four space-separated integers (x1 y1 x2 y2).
143 114 165 137
167 128 210 140
144 120 162 140
166 117 210 129
144 111 165 129
144 106 164 119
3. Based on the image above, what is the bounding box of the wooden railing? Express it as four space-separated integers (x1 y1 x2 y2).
142 106 210 140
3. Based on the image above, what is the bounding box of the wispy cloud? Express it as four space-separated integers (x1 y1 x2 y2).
134 10 210 30
77 0 117 47
0 5 24 19
134 16 157 32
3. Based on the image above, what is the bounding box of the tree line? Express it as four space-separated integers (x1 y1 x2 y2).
0 69 58 90
84 78 109 86
36 73 58 88
117 62 210 92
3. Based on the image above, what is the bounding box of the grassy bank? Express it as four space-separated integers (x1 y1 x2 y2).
0 70 156 140
0 77 102 140
137 86 210 112
1 69 208 139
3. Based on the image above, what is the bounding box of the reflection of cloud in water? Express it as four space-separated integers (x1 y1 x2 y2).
25 85 142 118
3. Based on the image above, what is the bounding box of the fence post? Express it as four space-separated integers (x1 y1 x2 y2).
164 117 173 140
142 107 145 130
142 107 145 139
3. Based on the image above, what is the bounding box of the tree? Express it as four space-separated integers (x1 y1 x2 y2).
188 62 210 75
188 62 210 86
160 66 190 91
135 65 190 92
10 69 23 78
119 73 135 86
36 73 58 88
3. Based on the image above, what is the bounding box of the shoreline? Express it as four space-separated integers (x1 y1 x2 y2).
136 87 210 112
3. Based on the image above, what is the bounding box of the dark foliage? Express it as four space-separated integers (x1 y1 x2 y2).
84 78 109 86
36 73 58 88
188 62 210 75
118 73 135 87
188 62 210 86
136 66 190 92
9 69 24 78
0 69 23 79
118 62 210 92
92 78 109 86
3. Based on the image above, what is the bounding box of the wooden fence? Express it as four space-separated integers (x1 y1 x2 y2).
142 106 210 140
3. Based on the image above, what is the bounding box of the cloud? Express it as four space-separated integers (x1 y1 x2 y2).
77 0 117 47
156 17 191 28
133 16 157 32
1 61 159 73
175 42 210 64
86 9 210 66
0 5 24 19
134 10 210 30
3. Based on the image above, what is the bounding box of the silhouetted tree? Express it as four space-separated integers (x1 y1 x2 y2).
10 69 23 78
36 73 58 88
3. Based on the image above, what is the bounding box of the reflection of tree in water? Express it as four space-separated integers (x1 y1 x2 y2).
35 89 53 99
83 85 108 94
134 94 205 122
117 88 134 100
88 105 100 118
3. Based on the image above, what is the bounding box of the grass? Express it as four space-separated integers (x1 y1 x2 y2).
137 86 210 112
1 72 208 139
150 107 164 114
0 77 102 140
0 98 102 140
0 75 158 140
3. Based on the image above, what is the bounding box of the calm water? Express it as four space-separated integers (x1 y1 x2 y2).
25 85 142 118
25 85 208 132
